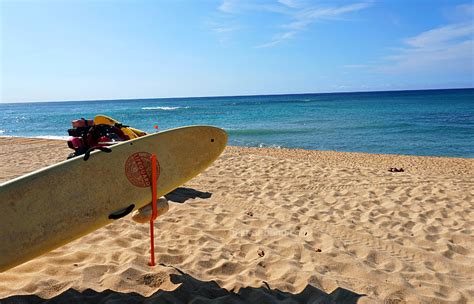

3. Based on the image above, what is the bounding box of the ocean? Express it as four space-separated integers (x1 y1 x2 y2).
1 88 473 158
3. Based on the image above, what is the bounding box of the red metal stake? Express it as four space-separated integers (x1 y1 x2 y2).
149 154 158 266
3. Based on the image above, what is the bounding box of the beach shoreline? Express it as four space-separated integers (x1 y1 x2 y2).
0 137 473 303
1 137 472 183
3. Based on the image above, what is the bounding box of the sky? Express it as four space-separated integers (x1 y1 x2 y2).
1 0 473 103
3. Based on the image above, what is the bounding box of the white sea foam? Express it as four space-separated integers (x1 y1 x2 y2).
0 135 70 140
258 143 282 149
142 106 190 111
34 135 71 140
0 130 5 134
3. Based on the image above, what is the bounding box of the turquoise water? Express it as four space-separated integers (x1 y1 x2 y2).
1 88 473 157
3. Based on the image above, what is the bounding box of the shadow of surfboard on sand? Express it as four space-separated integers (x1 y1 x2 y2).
165 187 212 204
1 266 366 304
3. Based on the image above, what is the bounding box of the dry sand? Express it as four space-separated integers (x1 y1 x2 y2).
0 137 473 303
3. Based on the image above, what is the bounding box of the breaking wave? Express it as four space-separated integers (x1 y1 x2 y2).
141 106 190 111
0 135 70 140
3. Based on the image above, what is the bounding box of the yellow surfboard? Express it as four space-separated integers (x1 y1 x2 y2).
0 126 227 272
93 114 146 139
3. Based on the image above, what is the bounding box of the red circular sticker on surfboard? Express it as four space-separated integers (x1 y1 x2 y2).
125 152 160 188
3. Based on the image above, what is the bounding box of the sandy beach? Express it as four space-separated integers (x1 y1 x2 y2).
0 137 473 303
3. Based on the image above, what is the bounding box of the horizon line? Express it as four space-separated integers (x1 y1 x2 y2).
1 86 473 104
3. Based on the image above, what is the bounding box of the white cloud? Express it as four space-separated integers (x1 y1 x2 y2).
456 3 474 17
218 0 235 13
255 31 297 48
405 23 473 48
377 21 474 75
259 1 372 47
210 24 239 34
298 2 370 21
277 0 301 9
218 0 289 14
343 64 369 69
444 3 474 22
207 20 240 45
282 2 370 32
341 2 474 79
214 0 371 48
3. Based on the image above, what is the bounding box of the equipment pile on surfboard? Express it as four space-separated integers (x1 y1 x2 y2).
66 115 147 159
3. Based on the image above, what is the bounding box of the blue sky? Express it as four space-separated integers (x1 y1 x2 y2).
1 0 473 102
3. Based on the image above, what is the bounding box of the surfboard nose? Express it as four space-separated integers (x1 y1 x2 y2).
203 126 227 160
209 126 228 148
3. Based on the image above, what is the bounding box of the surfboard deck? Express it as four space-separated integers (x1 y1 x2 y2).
0 126 227 272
